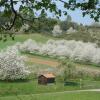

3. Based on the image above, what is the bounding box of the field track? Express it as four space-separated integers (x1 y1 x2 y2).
27 56 100 74
28 56 59 67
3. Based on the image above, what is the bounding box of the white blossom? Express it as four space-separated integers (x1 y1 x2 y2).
19 24 29 32
18 39 100 64
52 25 62 37
0 46 30 80
66 27 77 34
19 39 41 52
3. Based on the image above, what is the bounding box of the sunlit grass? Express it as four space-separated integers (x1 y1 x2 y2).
0 33 57 49
0 91 100 100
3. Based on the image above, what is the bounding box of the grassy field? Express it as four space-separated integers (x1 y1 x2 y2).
0 32 96 49
0 33 57 49
0 60 100 97
0 79 82 97
0 61 100 97
0 33 100 100
0 91 100 100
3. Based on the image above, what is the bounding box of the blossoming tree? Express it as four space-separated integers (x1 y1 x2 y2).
52 25 62 37
0 46 30 80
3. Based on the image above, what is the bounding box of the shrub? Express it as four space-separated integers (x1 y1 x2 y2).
60 60 100 81
75 67 100 80
60 60 76 82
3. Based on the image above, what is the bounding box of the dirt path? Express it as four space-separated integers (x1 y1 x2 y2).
27 55 100 76
27 56 59 67
27 56 100 69
33 89 100 95
3 89 100 98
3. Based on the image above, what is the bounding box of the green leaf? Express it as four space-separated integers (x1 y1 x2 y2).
64 3 68 8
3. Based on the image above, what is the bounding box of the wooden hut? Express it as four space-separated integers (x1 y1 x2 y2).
38 73 55 85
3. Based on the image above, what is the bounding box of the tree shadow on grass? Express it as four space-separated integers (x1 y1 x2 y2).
64 81 79 86
0 79 31 83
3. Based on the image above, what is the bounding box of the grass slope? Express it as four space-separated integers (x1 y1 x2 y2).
0 33 100 100
0 91 100 100
0 80 81 97
0 34 57 49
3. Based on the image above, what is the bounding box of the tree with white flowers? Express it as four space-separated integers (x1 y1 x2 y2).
52 25 62 37
19 24 30 33
18 39 100 65
0 46 30 80
66 27 77 34
19 39 41 53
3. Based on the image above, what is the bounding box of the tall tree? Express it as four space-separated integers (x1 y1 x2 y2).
67 15 72 22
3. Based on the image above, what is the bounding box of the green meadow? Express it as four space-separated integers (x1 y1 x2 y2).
0 33 100 100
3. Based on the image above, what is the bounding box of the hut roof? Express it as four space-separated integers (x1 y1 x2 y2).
41 73 55 78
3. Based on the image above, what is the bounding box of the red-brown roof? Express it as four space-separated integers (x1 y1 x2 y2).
41 73 55 78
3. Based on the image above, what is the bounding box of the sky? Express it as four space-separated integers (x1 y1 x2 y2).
14 0 97 25
60 9 94 25
1 0 98 25
56 1 95 25
48 9 94 25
